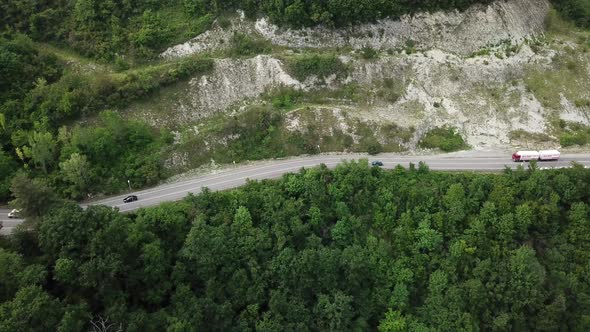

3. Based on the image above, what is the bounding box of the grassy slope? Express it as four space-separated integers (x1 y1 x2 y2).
522 10 590 146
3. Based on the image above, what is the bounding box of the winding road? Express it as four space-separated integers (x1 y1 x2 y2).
2 151 590 235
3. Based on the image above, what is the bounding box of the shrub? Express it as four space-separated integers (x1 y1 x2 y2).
217 17 232 29
420 127 469 152
469 48 491 57
559 123 590 147
404 39 416 54
170 57 215 81
550 1 590 29
266 87 302 109
229 33 271 56
360 46 378 60
574 99 590 108
113 57 130 72
287 54 348 81
366 141 382 155
560 132 588 146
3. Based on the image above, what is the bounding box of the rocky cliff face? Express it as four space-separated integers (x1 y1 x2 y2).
132 0 589 151
163 0 551 58
189 56 302 118
256 0 551 55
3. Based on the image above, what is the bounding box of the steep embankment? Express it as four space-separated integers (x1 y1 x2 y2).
163 0 550 57
124 0 589 171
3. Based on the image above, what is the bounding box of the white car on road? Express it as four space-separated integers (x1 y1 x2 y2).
7 209 21 218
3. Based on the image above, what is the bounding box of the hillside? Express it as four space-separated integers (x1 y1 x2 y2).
117 0 590 175
1 0 590 199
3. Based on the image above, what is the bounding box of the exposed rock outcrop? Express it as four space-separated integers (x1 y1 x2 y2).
162 0 551 58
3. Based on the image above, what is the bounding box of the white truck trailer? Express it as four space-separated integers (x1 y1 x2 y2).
512 150 560 162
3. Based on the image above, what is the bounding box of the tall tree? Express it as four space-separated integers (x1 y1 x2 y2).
59 152 92 199
24 131 57 173
9 172 59 219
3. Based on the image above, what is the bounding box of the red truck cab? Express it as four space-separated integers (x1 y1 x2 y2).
512 152 520 162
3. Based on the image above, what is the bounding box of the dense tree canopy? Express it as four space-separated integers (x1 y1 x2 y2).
552 0 590 28
1 161 590 330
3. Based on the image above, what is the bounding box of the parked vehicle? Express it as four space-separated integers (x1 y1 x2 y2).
123 195 138 203
512 150 560 162
7 209 20 218
371 161 384 166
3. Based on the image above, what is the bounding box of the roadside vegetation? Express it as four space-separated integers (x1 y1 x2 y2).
555 121 590 147
508 129 555 145
172 105 412 172
419 126 469 152
2 161 590 330
509 120 590 149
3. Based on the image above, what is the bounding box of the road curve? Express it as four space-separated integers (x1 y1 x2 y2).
3 151 590 234
90 151 590 212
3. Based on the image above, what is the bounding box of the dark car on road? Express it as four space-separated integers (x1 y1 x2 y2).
371 161 384 167
123 195 138 203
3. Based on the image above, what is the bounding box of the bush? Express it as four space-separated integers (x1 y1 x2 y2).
169 57 215 81
557 122 590 147
113 57 130 72
287 54 348 81
360 46 378 59
229 33 271 56
268 87 302 109
420 127 469 152
404 39 417 54
367 142 383 155
57 111 169 197
574 99 590 107
551 0 590 28
560 132 588 146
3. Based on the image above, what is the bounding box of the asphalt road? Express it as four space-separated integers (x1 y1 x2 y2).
2 151 590 234
0 209 22 235
88 151 590 212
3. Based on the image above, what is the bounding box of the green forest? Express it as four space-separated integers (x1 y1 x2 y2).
1 161 590 330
